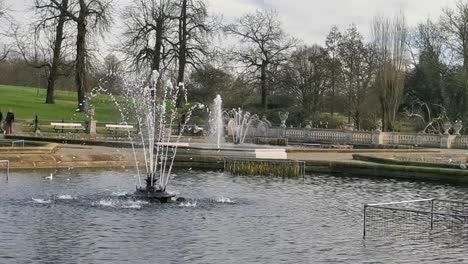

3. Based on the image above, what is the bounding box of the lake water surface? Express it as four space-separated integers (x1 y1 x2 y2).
1 169 468 263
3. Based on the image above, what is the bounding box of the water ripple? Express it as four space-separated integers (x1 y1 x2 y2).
0 169 467 263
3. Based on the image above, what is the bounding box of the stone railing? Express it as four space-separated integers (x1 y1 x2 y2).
257 127 468 149
266 128 372 145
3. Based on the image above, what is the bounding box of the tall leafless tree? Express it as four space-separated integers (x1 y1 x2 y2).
0 0 12 62
406 20 451 117
325 26 343 116
173 0 212 106
52 0 113 112
440 0 468 119
224 9 296 109
122 0 212 106
283 45 329 117
338 24 375 129
96 53 124 94
33 0 72 104
0 0 4 16
121 0 175 72
372 13 408 131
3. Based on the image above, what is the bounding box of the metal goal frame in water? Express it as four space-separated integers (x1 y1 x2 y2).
363 198 468 239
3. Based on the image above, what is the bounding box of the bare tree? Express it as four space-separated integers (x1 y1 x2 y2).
338 24 375 129
405 19 452 119
409 19 447 67
95 53 124 94
372 13 408 131
283 45 329 117
52 0 113 112
0 0 12 62
440 0 468 118
224 9 296 109
121 0 175 72
325 26 343 116
121 0 212 106
33 0 73 104
173 0 213 106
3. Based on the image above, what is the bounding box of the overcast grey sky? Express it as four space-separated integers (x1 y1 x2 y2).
207 0 460 44
4 0 461 45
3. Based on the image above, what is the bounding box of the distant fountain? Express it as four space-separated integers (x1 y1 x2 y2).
208 94 225 148
226 108 259 144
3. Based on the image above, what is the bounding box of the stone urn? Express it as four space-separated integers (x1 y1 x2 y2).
261 115 272 128
375 119 383 132
278 111 289 128
442 121 451 135
344 123 354 131
453 120 463 136
305 121 312 129
256 121 269 137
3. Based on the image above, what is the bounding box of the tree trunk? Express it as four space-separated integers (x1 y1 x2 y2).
464 54 468 119
46 0 68 104
302 92 309 119
330 67 335 115
176 0 187 107
261 59 267 109
152 15 164 72
347 88 352 124
354 110 360 130
381 97 388 132
75 1 88 112
388 110 395 131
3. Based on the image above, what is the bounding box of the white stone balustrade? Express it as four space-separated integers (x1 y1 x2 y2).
258 127 468 149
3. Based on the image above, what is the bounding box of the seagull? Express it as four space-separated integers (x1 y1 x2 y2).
460 164 467 170
45 173 53 180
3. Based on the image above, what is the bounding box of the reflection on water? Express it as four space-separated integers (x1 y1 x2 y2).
0 169 468 263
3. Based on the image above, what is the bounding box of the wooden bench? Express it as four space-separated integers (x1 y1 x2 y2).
105 124 136 133
51 122 85 132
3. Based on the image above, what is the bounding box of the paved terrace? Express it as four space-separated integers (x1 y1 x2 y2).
0 142 460 168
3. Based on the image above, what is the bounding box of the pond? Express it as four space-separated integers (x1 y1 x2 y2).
1 169 468 263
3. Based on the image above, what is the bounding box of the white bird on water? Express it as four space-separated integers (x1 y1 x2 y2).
45 173 53 180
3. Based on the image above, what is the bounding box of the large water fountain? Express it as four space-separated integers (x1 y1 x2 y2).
109 69 199 202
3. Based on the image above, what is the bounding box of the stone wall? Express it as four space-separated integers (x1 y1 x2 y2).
255 127 468 149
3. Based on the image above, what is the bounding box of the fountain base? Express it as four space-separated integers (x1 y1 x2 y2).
134 187 176 203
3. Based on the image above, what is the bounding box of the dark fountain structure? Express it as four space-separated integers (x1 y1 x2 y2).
117 69 198 203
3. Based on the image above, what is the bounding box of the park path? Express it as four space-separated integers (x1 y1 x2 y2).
2 142 468 170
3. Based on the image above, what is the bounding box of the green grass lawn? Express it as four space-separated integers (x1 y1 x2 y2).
0 85 123 122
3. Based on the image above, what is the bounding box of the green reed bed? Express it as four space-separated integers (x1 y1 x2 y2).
224 158 305 177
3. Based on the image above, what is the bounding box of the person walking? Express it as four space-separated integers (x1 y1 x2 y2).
5 109 14 134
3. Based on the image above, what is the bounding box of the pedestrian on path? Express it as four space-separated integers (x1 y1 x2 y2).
5 109 14 134
0 108 3 133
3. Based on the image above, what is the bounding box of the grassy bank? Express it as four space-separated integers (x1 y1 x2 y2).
0 85 122 122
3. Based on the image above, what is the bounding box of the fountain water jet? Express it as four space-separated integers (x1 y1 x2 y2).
226 108 259 144
208 94 225 148
100 69 200 202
